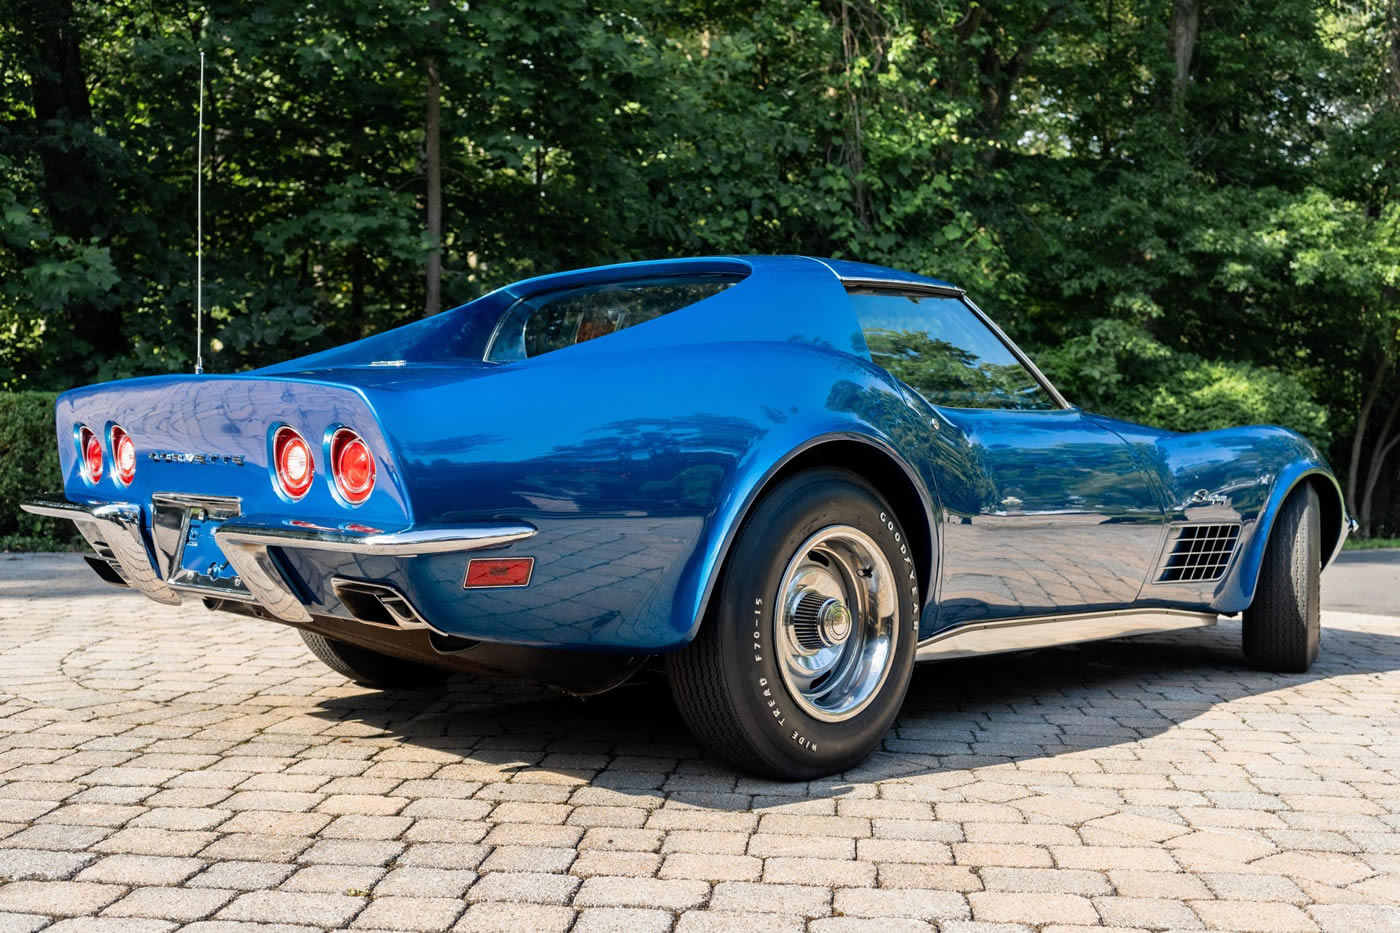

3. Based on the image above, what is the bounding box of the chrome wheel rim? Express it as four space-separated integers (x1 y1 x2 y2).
774 524 898 723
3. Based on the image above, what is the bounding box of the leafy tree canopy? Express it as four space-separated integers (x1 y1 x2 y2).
1 0 1398 531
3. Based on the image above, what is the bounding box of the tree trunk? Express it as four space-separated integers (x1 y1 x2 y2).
1168 0 1199 107
838 1 871 232
1359 392 1400 536
423 0 443 319
19 0 122 355
1388 0 1400 110
966 3 1068 149
1347 352 1390 529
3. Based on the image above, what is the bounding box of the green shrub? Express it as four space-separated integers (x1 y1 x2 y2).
1037 320 1330 447
0 391 79 551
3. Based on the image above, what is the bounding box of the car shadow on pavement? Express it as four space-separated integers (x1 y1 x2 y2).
300 613 1400 803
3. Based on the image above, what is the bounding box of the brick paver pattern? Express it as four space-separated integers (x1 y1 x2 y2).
0 554 1398 932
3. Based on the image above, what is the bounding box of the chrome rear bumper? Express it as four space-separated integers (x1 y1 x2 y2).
23 495 182 605
22 494 535 626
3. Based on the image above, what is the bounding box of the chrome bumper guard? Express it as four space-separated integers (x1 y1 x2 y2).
23 495 182 605
22 494 535 625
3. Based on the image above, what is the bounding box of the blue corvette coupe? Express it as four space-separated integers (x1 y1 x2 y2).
26 256 1350 778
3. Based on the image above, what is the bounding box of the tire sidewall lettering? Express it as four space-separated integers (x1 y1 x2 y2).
749 498 918 755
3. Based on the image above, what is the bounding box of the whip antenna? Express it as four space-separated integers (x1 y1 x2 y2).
195 50 205 375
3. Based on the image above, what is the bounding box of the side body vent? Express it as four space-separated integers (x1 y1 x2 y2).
1158 523 1241 583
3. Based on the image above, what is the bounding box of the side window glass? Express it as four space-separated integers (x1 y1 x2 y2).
487 275 739 362
849 290 1056 410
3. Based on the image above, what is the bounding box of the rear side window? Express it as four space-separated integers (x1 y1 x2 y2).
486 275 740 362
850 290 1056 410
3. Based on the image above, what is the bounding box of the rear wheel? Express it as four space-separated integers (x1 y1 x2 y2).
1242 485 1321 673
300 630 451 688
668 468 919 779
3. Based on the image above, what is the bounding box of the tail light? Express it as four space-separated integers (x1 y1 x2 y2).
273 426 314 500
330 428 375 505
110 425 136 486
79 426 103 483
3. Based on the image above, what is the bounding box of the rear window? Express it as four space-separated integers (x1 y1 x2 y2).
485 275 740 362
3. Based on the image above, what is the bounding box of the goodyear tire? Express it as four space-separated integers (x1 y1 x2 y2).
1242 485 1321 673
668 468 920 778
300 630 450 688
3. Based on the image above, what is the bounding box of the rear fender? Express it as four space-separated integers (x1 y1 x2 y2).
678 428 940 649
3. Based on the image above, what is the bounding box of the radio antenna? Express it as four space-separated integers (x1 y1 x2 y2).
194 49 205 375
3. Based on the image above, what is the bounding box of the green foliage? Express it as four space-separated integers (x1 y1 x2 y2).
1 0 1398 530
1039 320 1331 445
0 392 78 551
1343 536 1400 551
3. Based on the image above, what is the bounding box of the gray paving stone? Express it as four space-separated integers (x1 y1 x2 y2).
42 920 179 933
351 895 465 931
101 886 236 921
573 906 675 933
452 902 575 932
375 867 478 898
185 860 295 890
0 848 95 880
5 558 1400 932
464 871 581 905
0 881 125 917
217 889 366 926
573 875 710 910
674 910 806 933
0 914 50 933
76 854 204 885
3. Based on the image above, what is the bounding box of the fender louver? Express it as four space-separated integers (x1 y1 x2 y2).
1158 523 1241 583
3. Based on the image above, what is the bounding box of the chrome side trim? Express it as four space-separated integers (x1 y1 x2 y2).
211 520 538 625
840 276 967 299
837 281 1072 410
958 294 1074 410
212 522 536 556
22 495 182 606
915 608 1218 662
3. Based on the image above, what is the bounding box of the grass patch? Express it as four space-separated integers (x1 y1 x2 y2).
1344 536 1400 551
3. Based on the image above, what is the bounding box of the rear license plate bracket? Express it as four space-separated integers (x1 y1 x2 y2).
152 494 252 600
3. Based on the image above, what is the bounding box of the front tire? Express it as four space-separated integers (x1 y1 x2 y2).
668 468 920 779
1242 485 1321 673
300 630 451 688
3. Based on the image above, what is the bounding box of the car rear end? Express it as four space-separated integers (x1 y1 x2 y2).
25 372 534 634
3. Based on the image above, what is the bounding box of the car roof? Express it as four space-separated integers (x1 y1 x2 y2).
499 255 962 298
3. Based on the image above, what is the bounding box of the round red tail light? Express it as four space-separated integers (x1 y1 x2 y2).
331 429 375 505
273 426 314 499
79 426 104 483
111 426 136 485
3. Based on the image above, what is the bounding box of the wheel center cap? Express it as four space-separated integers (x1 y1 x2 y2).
821 601 852 645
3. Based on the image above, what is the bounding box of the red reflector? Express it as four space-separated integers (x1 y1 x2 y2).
464 557 534 588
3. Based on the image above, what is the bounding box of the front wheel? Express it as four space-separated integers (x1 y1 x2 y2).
668 468 920 779
1242 485 1321 673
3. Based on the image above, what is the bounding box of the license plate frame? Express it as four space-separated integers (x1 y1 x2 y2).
151 493 253 600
